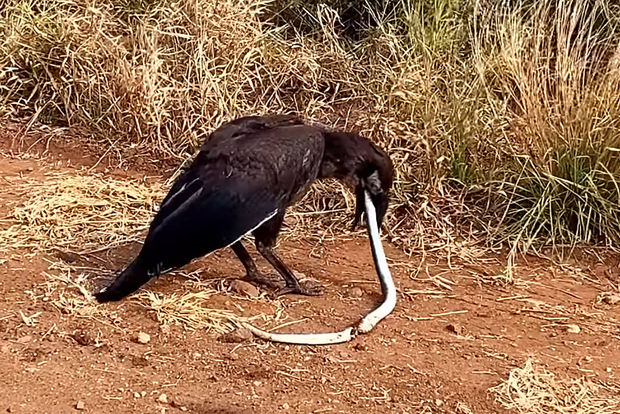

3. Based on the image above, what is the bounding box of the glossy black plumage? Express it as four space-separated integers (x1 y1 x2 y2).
318 129 393 230
95 115 394 303
95 118 324 303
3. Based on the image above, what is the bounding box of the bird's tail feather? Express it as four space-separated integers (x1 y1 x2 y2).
94 258 153 303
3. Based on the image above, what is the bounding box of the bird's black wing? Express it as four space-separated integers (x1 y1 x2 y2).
137 175 280 275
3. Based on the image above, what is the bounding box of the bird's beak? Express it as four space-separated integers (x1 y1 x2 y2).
352 185 365 230
352 185 388 231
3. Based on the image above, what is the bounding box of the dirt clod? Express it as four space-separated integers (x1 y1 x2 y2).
16 335 32 344
446 324 463 335
56 251 81 263
218 327 253 343
72 330 94 346
565 324 581 333
229 280 260 298
131 355 149 367
602 293 620 305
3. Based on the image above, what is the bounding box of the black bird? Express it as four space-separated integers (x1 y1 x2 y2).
318 129 393 231
94 116 393 303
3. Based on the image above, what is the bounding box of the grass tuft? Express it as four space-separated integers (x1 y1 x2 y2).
490 359 620 414
1 0 619 254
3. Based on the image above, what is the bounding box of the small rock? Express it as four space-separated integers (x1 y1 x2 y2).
136 332 151 344
230 280 260 298
76 401 85 410
157 393 169 404
56 251 81 263
180 407 188 412
16 335 32 344
353 343 369 352
134 392 141 398
566 324 581 334
348 287 363 299
219 327 253 343
602 293 620 305
446 324 463 335
281 403 290 410
72 330 94 346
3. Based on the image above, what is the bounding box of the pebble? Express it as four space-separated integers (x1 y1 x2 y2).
230 280 260 298
157 393 169 404
566 324 581 334
76 401 85 410
137 332 151 344
348 287 363 299
446 324 463 335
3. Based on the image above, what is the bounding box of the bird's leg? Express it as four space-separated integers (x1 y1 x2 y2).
253 211 324 297
255 241 324 297
230 241 285 290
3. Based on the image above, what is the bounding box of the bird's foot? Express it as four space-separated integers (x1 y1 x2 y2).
242 271 286 290
273 279 325 297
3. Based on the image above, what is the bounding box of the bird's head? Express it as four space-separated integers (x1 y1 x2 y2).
319 131 394 230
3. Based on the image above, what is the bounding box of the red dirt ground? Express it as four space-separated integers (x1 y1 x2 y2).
0 126 619 414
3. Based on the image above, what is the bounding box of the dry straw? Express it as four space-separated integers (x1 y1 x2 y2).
135 290 251 334
0 171 272 333
490 359 620 414
0 171 164 254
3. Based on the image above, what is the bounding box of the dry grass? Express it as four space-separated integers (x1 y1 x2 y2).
0 170 263 333
40 260 110 319
1 0 620 260
0 171 163 254
135 290 250 334
490 359 620 414
36 259 253 334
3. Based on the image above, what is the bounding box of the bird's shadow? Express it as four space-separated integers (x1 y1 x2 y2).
56 241 243 296
63 242 294 293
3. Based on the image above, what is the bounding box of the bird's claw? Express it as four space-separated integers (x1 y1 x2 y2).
272 279 325 297
242 272 286 290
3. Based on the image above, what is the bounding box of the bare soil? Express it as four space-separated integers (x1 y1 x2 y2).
0 126 619 414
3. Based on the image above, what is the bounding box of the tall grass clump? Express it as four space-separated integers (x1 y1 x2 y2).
472 0 620 251
0 0 374 153
1 0 619 254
